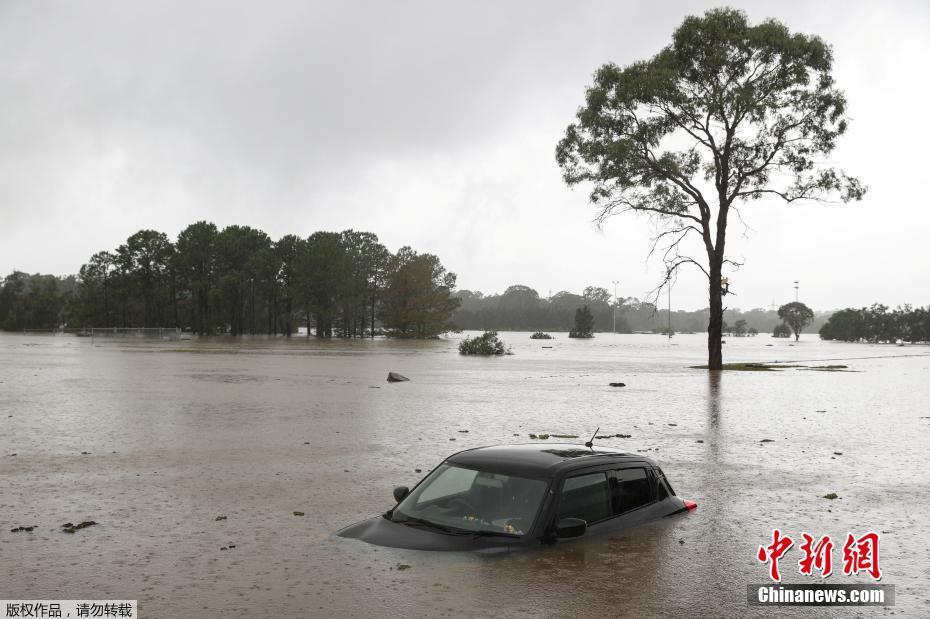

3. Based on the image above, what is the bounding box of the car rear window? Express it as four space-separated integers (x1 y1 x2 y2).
612 468 653 513
556 472 610 524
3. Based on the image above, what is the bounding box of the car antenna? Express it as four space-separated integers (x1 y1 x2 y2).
584 427 600 449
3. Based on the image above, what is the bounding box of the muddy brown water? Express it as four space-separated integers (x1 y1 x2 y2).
1 332 929 617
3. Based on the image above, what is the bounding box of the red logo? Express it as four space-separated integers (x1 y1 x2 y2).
758 530 881 581
757 529 794 582
842 532 882 580
798 533 834 577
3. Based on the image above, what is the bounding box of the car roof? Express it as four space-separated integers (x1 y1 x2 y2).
445 443 655 478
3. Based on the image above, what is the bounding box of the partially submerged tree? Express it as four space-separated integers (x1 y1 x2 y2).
380 247 460 338
772 322 792 338
459 330 508 355
569 305 595 338
556 8 864 369
778 301 814 341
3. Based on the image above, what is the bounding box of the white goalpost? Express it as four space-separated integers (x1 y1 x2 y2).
88 327 182 343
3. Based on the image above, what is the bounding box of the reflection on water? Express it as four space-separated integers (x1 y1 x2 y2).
1 332 929 617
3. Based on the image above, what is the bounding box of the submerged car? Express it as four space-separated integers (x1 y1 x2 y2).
337 443 696 551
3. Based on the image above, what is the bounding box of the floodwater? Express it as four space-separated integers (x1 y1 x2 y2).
1 331 929 617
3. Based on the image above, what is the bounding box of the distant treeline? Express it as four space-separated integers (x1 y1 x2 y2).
0 273 77 331
819 304 930 343
452 285 832 335
0 223 459 337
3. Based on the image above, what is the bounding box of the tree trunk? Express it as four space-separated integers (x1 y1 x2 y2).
707 260 723 370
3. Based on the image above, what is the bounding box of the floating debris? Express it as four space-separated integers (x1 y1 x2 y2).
293 511 305 517
10 526 36 533
215 516 227 521
823 493 839 500
396 564 411 571
529 433 550 440
608 382 626 387
63 521 97 534
760 439 775 443
550 434 579 439
386 372 410 383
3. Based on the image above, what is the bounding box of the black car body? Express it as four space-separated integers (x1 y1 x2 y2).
337 443 696 552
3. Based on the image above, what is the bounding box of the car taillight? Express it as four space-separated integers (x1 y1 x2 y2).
683 499 697 511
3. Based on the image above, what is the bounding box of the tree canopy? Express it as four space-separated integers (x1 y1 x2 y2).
4 223 459 338
777 301 814 340
569 305 596 338
556 8 864 368
820 304 930 343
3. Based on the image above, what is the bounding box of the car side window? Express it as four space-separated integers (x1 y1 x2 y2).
417 466 477 504
656 473 670 500
612 468 653 514
556 472 610 524
655 467 676 497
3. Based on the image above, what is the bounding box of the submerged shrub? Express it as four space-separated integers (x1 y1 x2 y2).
459 331 508 355
529 332 553 339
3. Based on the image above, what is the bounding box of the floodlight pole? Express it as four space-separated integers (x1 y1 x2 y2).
668 283 672 339
611 280 619 333
794 280 799 303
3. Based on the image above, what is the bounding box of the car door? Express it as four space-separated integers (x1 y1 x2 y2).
547 465 616 541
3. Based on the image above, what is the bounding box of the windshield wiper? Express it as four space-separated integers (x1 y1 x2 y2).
393 515 461 535
468 530 519 538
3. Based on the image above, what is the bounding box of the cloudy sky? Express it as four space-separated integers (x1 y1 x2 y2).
2 0 928 311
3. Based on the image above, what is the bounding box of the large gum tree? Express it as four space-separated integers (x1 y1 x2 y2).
556 8 864 369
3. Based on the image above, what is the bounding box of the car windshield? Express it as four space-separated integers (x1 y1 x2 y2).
391 464 548 536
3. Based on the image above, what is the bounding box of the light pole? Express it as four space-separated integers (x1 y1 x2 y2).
668 282 672 338
611 280 619 333
794 280 799 303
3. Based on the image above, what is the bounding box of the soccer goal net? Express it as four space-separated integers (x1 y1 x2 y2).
86 327 182 340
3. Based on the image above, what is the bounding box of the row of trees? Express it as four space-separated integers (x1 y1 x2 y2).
3 223 460 338
451 285 831 335
0 272 77 331
819 304 930 343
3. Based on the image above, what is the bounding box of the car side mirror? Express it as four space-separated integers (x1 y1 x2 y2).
555 517 586 538
393 486 410 503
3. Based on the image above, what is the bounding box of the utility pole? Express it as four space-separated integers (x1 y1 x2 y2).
794 280 799 303
611 280 619 333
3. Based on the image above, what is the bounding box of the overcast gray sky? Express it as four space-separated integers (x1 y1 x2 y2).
1 0 928 311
